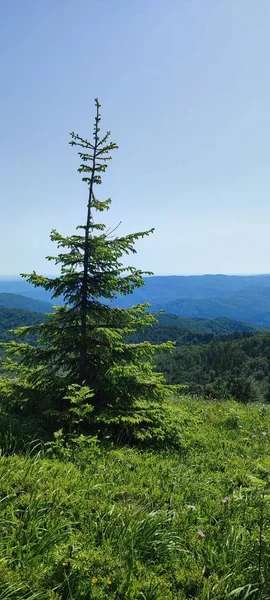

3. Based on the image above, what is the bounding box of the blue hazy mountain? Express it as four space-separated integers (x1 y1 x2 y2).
0 279 54 303
2 274 270 324
0 293 52 313
109 275 270 306
2 274 270 306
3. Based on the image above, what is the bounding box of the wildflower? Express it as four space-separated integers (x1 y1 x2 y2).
106 578 112 585
62 562 68 567
262 431 267 436
222 496 230 504
243 437 249 441
198 530 205 538
186 504 196 510
91 577 98 584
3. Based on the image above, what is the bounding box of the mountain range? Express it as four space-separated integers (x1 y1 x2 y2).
0 308 259 349
0 293 52 313
111 275 270 325
0 279 53 303
155 287 270 324
2 275 270 325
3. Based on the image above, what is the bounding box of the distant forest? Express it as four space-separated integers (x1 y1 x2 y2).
1 307 270 403
128 313 270 403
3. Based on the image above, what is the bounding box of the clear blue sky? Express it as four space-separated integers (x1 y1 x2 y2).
1 0 270 276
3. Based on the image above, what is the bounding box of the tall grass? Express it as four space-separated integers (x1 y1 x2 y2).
1 398 270 598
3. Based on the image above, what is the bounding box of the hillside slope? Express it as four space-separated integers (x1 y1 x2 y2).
161 286 270 324
3 276 270 324
0 279 54 303
0 293 52 313
107 275 270 324
111 274 270 306
156 331 270 402
0 307 44 341
129 314 259 345
2 274 270 307
157 313 258 333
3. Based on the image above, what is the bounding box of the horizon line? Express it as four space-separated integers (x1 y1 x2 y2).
1 272 270 278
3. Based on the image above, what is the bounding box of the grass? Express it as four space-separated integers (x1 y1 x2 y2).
1 397 270 599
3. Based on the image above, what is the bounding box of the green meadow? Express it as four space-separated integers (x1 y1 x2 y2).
1 397 270 600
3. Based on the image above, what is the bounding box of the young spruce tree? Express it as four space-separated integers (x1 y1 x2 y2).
1 100 174 441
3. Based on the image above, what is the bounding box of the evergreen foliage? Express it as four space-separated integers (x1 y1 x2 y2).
156 332 270 403
0 100 173 435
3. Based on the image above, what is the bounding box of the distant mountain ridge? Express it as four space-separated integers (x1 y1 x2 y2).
2 274 270 304
0 307 260 351
0 294 52 313
159 287 270 324
107 275 270 326
109 275 270 325
111 275 270 307
2 275 270 324
128 314 259 346
156 313 259 334
0 280 54 303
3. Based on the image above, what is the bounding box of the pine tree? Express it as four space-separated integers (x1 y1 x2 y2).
0 100 173 438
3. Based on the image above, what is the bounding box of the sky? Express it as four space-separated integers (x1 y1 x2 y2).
1 0 270 276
